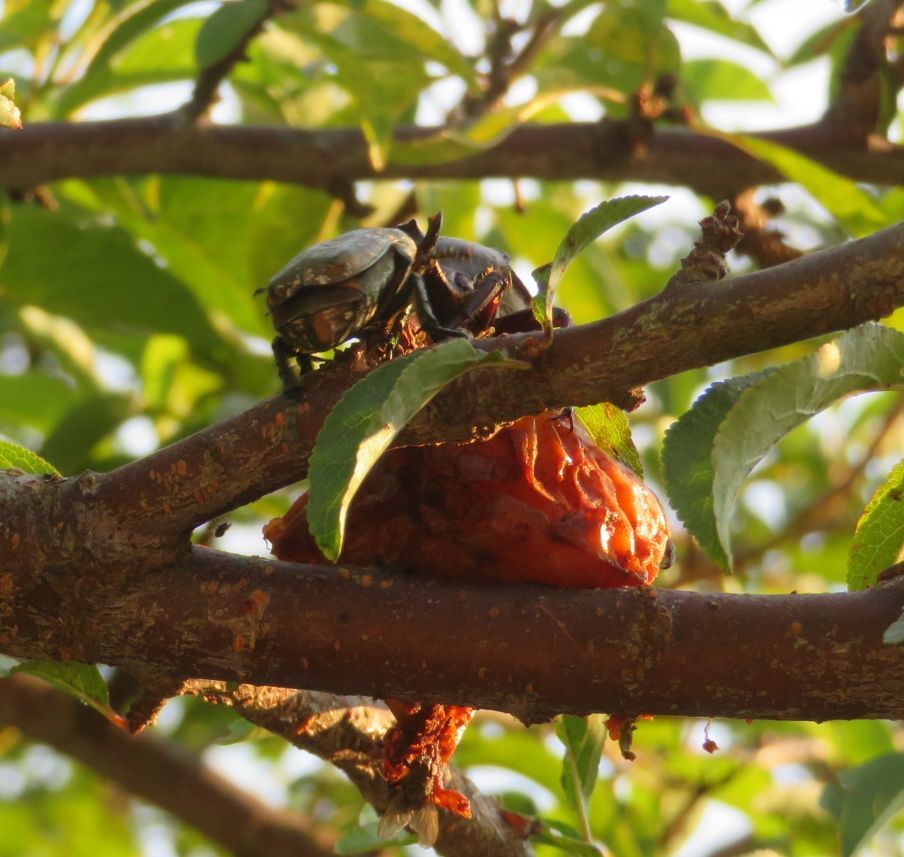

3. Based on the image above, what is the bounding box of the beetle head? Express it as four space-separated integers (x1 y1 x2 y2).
270 285 370 353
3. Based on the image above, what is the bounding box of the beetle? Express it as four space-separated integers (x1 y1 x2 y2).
261 227 419 388
261 214 525 389
260 214 569 390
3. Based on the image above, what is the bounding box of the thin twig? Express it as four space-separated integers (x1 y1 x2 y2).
182 1 282 121
186 682 533 857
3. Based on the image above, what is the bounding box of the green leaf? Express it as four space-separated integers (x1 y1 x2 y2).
537 7 680 114
327 0 473 82
0 0 62 51
334 820 415 853
0 439 60 476
88 0 201 71
848 460 904 590
666 0 772 54
55 17 202 116
307 340 527 560
821 753 904 856
195 0 268 69
12 660 123 725
576 403 643 475
533 820 604 856
709 324 904 567
683 59 775 104
556 714 606 810
531 195 667 329
40 393 133 475
732 135 892 236
555 714 606 845
662 373 769 569
787 17 856 66
0 206 226 362
884 609 904 645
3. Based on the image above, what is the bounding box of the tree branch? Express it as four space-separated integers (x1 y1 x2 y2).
0 674 337 857
2 116 902 197
1 546 902 723
81 220 904 536
187 682 531 857
181 1 280 121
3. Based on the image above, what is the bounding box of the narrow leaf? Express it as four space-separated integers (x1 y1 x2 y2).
531 196 667 330
848 460 904 591
884 609 904 645
733 135 891 236
711 324 904 567
662 373 770 569
195 0 267 69
307 340 526 561
556 714 605 815
576 403 643 475
0 439 60 476
13 660 124 726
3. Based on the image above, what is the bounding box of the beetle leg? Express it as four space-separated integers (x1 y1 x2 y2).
272 336 314 393
491 305 573 335
412 273 470 342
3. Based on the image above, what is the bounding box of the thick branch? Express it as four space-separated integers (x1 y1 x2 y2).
85 220 904 535
2 117 903 197
0 674 336 857
1 547 902 722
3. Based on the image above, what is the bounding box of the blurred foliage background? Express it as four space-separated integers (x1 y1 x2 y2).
1 0 904 855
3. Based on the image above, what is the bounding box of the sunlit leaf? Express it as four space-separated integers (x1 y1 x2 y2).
732 135 892 236
848 459 904 590
667 0 772 54
531 195 667 330
0 439 60 476
12 660 124 726
576 403 643 475
683 59 774 104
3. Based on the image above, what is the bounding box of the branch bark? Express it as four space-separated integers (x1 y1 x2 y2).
187 682 531 857
82 220 904 536
2 116 903 197
0 674 337 857
1 547 902 723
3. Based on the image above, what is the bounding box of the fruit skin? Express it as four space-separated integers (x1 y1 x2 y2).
265 414 670 589
264 411 671 832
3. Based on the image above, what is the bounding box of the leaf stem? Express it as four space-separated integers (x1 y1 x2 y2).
566 744 594 843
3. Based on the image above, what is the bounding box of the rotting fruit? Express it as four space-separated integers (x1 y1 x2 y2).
264 410 671 842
